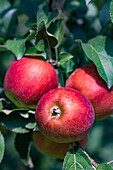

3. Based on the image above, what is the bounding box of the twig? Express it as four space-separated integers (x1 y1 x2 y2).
75 141 99 168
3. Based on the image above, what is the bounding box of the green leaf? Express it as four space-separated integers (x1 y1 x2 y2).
110 0 113 23
0 131 5 163
96 163 113 170
5 38 26 60
35 22 57 51
63 0 86 12
0 109 35 133
46 9 59 28
25 122 37 129
63 146 93 170
0 45 7 52
85 0 92 5
100 0 111 26
0 102 3 111
81 35 113 89
0 0 11 14
15 132 32 167
48 19 64 45
58 53 73 66
20 0 45 17
37 8 48 30
2 8 18 37
26 46 37 54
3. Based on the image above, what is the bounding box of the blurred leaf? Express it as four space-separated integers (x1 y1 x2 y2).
15 132 32 167
0 0 11 14
0 102 3 111
0 38 4 44
5 38 26 60
96 163 113 170
35 22 57 51
20 0 45 17
80 35 113 89
100 0 111 26
2 8 18 37
0 109 35 133
0 131 5 163
63 0 86 12
63 146 93 170
0 45 7 52
58 53 73 66
58 69 65 87
85 0 92 5
110 0 113 23
0 51 15 84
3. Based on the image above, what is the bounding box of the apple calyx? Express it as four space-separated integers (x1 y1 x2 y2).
51 105 61 117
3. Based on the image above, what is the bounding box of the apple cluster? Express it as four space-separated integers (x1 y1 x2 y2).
4 57 112 159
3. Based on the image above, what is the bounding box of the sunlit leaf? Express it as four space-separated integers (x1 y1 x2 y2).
96 163 113 170
5 38 26 60
63 146 93 170
80 36 113 89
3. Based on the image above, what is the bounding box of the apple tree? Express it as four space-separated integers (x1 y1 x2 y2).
0 0 113 170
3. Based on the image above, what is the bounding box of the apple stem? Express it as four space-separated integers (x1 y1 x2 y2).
75 141 99 168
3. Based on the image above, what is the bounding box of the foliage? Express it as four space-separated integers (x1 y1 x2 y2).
0 0 113 170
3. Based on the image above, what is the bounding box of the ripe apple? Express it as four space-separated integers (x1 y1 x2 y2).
4 57 58 109
33 130 89 159
66 64 113 121
35 87 94 143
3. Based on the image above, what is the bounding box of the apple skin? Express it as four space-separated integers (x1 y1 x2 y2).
4 57 58 109
33 130 89 159
35 87 94 143
66 64 113 121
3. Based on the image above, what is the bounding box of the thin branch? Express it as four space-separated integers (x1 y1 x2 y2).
75 141 99 168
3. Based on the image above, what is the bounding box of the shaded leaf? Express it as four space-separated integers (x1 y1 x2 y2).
0 102 3 111
46 9 59 28
15 132 32 167
37 8 48 30
5 38 26 60
48 19 64 45
110 0 113 23
20 0 45 17
26 46 37 54
63 146 93 170
80 36 113 88
0 0 11 14
0 109 35 133
0 131 5 163
2 8 18 37
58 53 73 66
35 22 57 51
85 0 92 5
100 0 111 26
63 0 86 12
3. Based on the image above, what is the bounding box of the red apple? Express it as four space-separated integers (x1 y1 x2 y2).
4 57 58 109
66 64 113 121
33 130 89 159
35 87 94 143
